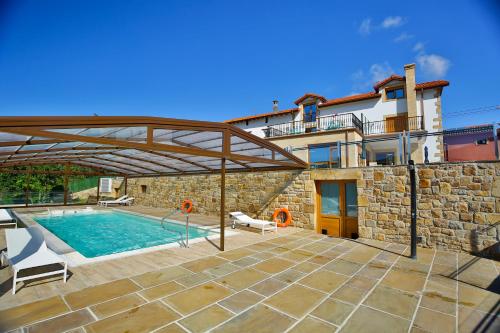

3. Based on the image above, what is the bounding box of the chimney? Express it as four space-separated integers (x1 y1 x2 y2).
272 100 279 112
404 63 417 119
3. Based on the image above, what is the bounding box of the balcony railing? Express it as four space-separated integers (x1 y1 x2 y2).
264 113 363 138
363 116 424 136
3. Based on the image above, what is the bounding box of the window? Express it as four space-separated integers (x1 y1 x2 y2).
386 87 405 100
303 104 317 122
375 152 395 165
309 144 340 168
140 185 147 193
99 178 112 193
265 117 269 123
245 120 249 126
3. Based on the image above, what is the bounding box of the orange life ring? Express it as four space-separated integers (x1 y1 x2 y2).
272 208 292 227
181 199 193 214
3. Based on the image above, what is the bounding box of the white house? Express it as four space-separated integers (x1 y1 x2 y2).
225 64 448 167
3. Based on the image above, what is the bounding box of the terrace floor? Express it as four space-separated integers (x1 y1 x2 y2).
0 209 499 332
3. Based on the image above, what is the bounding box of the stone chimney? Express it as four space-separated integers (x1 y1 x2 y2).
404 63 417 119
272 100 279 112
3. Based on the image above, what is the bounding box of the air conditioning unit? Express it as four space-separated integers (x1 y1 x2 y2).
99 178 112 193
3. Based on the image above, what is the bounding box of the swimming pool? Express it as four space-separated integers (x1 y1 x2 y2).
34 210 215 258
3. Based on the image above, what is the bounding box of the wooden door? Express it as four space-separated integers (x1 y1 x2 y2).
316 180 358 238
386 115 408 133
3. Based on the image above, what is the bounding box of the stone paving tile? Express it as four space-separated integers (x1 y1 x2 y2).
341 247 380 264
357 260 391 280
179 304 233 333
299 241 332 253
24 309 94 333
307 253 335 266
381 268 427 293
212 304 295 333
64 278 141 310
132 266 192 288
274 269 306 283
251 251 276 261
216 247 255 261
90 294 146 319
340 305 410 333
155 323 188 333
204 262 241 277
458 282 500 313
253 257 295 274
218 290 264 314
0 296 69 332
181 256 228 273
324 259 363 276
311 298 354 326
331 285 367 305
413 307 456 333
85 301 179 333
249 278 287 297
164 282 233 315
264 284 325 318
175 272 212 288
293 261 321 273
279 249 315 262
420 281 457 315
364 285 419 319
288 316 337 333
216 268 268 291
139 281 185 301
231 256 261 267
457 305 500 333
298 269 349 293
346 275 377 291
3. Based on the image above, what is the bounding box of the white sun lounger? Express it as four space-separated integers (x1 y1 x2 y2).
0 228 67 294
229 212 277 235
0 209 17 228
98 195 133 207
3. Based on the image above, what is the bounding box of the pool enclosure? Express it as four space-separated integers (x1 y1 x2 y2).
0 116 307 250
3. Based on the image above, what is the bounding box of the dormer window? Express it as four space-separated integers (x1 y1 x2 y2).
303 104 317 122
386 87 405 100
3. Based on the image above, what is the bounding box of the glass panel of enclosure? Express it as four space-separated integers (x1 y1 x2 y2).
309 144 340 168
345 182 358 217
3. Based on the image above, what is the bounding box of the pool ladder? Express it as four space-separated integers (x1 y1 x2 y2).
161 209 190 248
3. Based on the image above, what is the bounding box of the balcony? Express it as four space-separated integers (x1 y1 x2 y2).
264 113 363 138
363 116 424 136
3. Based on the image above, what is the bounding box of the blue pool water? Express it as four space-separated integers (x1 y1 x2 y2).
34 211 215 258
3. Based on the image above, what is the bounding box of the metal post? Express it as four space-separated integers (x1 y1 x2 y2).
186 214 189 247
409 160 417 259
406 131 411 163
337 141 342 168
25 165 31 207
220 157 226 251
398 133 403 165
124 176 128 195
493 123 499 160
63 163 69 205
96 177 101 204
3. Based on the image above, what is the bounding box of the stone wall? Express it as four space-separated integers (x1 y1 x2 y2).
357 162 499 255
126 161 499 255
126 170 315 228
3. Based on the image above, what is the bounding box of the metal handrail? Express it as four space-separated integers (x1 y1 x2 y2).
264 113 363 138
161 208 190 247
364 116 424 135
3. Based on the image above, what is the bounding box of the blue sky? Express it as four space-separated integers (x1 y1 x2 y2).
0 0 499 128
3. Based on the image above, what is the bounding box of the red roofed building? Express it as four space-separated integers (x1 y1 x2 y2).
225 63 449 167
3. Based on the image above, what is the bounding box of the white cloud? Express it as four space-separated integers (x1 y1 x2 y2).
416 54 451 79
382 16 405 28
369 62 395 82
413 42 425 52
358 18 372 36
350 62 395 92
394 32 414 42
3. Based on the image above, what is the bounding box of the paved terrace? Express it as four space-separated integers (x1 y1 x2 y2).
0 216 499 332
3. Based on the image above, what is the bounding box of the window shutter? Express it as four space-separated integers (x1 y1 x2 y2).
99 178 112 193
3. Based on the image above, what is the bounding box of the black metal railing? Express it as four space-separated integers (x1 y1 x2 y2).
363 116 424 136
264 113 363 138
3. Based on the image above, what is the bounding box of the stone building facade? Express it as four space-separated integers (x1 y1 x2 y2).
126 161 499 255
